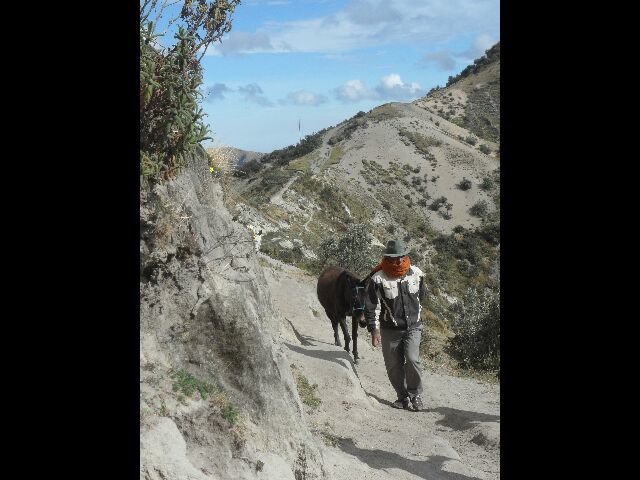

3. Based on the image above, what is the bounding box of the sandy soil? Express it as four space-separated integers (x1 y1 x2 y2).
262 256 500 480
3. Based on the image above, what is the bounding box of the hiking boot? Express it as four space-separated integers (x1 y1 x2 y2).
410 395 425 411
392 397 411 409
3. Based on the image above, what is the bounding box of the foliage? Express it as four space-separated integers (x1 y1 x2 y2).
429 196 450 211
222 403 239 424
450 116 465 127
465 135 477 146
140 1 241 182
317 223 375 278
427 221 499 301
244 167 295 206
294 372 321 408
171 369 217 400
457 177 472 191
234 157 262 177
445 42 500 87
470 200 489 218
398 128 440 160
321 146 344 171
261 130 325 166
449 286 500 371
425 85 442 96
479 176 495 191
319 430 341 447
328 115 366 145
368 104 404 122
479 144 491 155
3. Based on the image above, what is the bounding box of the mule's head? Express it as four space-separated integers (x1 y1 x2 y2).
350 279 368 328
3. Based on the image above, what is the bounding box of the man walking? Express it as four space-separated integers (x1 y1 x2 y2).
365 239 427 411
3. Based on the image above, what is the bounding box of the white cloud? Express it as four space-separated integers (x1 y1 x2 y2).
334 73 423 103
375 74 423 100
281 90 328 106
210 31 276 56
218 0 499 55
334 79 380 102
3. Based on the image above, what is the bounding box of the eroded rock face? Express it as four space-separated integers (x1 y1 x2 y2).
140 151 326 480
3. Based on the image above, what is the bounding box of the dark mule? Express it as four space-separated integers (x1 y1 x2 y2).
316 266 370 363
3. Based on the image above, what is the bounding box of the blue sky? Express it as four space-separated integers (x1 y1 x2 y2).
154 0 499 153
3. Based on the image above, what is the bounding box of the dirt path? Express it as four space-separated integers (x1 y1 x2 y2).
263 260 500 480
270 175 299 205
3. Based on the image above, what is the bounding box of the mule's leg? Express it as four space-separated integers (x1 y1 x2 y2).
325 309 341 346
351 317 360 363
331 319 341 346
338 316 351 353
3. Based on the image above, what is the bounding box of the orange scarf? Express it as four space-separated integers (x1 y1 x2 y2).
371 256 411 279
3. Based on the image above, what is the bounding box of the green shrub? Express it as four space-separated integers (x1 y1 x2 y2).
469 200 489 217
222 403 239 424
398 129 441 160
479 176 495 191
139 1 241 182
262 130 325 166
295 373 321 408
171 369 217 400
430 196 449 211
465 136 477 146
369 104 403 122
478 222 500 245
235 158 262 177
318 223 375 278
457 177 472 191
328 118 362 145
449 287 500 371
451 116 465 127
479 144 491 154
446 43 500 87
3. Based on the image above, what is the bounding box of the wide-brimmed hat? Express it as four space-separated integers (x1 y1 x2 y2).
383 239 408 257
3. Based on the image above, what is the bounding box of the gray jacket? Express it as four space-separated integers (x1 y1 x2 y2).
365 266 426 331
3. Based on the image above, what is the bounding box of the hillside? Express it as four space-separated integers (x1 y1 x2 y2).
414 43 500 143
225 45 500 334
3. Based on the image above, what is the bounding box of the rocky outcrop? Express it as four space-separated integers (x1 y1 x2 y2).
140 149 326 480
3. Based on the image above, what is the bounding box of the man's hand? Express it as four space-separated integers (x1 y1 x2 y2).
371 329 381 347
